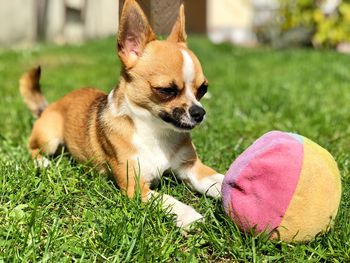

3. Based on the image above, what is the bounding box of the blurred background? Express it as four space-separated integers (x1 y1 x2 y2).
0 0 349 53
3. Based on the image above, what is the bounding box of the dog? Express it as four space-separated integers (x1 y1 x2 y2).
19 0 224 228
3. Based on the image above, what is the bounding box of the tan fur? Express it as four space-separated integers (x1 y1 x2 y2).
127 41 206 116
167 4 187 43
193 159 218 180
19 66 48 117
20 0 224 228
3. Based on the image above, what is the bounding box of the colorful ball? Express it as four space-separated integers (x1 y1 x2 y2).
222 131 341 242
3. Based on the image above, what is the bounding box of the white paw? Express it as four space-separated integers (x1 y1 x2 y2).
157 192 204 228
204 173 224 199
175 205 204 228
34 157 51 168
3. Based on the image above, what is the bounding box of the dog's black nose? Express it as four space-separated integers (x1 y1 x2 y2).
189 105 206 123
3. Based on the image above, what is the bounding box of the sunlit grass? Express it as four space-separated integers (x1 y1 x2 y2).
0 37 349 261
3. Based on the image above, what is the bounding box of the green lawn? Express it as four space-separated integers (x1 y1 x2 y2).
1 37 350 262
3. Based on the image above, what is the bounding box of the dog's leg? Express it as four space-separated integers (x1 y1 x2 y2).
29 110 64 168
177 159 224 199
110 160 203 228
109 159 150 199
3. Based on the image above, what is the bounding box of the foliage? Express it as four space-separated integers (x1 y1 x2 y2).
281 0 350 47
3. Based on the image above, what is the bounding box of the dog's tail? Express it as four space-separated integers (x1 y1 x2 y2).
19 66 48 118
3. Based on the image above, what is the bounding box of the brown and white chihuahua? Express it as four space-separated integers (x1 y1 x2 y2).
19 0 224 228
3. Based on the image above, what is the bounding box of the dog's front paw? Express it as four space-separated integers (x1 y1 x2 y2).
205 173 224 199
34 157 51 168
155 192 204 229
175 205 204 229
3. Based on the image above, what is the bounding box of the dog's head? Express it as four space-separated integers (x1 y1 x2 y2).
117 0 208 131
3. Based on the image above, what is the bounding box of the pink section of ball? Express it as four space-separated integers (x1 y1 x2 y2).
222 131 304 233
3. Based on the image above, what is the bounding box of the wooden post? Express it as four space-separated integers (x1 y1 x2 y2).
185 0 207 34
119 0 207 35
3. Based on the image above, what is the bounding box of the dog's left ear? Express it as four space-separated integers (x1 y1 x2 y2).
167 4 187 44
117 0 156 69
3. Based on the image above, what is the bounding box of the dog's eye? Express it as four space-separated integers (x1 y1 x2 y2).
197 83 208 100
154 86 178 99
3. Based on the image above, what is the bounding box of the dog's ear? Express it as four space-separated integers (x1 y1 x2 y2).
167 4 187 44
117 0 156 69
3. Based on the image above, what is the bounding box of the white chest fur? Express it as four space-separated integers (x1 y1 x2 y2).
132 124 173 182
131 115 189 183
118 95 184 182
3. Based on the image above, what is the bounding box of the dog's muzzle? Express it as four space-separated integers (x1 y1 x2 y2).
159 106 206 130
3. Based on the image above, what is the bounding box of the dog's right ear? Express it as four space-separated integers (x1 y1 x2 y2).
117 0 156 69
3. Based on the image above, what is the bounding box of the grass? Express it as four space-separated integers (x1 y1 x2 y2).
1 36 350 262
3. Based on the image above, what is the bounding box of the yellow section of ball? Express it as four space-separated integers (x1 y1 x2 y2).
273 138 341 242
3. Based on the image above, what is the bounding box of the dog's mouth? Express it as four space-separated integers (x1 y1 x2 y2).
158 108 197 131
